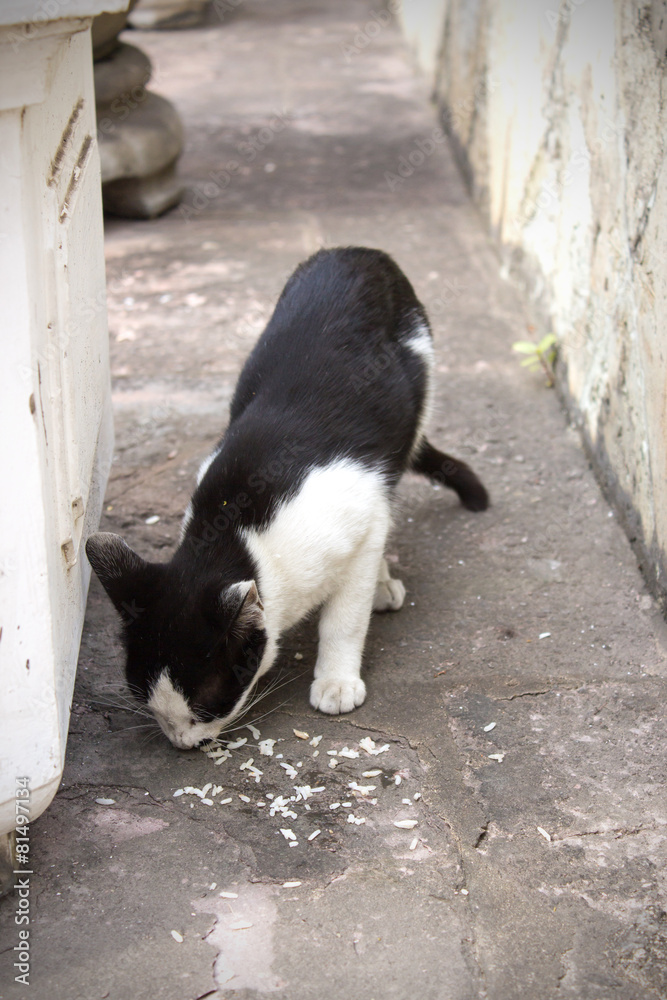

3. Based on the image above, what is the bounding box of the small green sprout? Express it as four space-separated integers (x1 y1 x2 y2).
512 333 557 386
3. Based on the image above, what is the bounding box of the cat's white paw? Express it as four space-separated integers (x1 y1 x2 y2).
310 676 366 714
373 577 406 612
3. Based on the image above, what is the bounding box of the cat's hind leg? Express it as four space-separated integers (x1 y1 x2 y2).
310 528 388 715
373 557 405 612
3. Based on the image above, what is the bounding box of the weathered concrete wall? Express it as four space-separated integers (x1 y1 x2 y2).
399 0 667 605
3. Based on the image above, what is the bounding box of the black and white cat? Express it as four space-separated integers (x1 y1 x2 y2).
87 247 488 749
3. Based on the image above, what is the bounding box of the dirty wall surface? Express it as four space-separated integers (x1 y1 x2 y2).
433 0 667 606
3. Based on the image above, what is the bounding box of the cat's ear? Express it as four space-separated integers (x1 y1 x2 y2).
86 532 161 623
222 580 266 633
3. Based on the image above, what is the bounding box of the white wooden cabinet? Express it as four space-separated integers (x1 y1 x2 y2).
0 2 127 863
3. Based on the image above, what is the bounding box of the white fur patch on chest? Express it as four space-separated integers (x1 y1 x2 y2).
243 458 390 631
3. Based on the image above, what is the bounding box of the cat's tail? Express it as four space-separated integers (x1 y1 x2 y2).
410 439 489 512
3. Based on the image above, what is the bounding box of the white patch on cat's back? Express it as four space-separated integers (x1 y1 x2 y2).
405 320 435 460
243 459 391 634
180 501 194 540
197 448 220 485
404 320 435 367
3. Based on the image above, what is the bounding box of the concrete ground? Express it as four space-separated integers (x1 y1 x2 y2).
2 2 667 998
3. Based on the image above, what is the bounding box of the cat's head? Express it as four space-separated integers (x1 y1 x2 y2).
86 532 268 749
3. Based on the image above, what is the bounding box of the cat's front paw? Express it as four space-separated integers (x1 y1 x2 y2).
373 577 406 612
310 676 366 714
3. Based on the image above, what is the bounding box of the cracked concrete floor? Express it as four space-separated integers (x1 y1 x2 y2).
2 2 667 998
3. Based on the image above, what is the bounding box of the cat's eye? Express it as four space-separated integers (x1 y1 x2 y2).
189 716 198 726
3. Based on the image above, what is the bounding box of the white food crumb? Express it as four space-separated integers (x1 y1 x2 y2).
293 785 325 801
201 798 214 806
226 737 248 750
413 793 421 801
409 837 419 851
218 797 232 805
246 724 261 739
308 830 321 841
170 930 183 943
145 515 160 525
394 775 402 785
312 750 319 757
219 891 238 898
214 751 232 765
289 841 299 847
539 632 551 639
282 880 302 887
349 781 376 795
202 783 212 795
338 747 360 759
326 750 338 756
280 828 297 841
258 739 276 756
460 889 469 896
238 794 251 802
328 759 339 769
362 770 382 777
293 729 309 739
537 826 552 842
95 798 115 805
488 753 505 762
359 738 390 755
483 722 497 732
394 819 418 829
294 652 303 660
329 803 341 810
230 920 253 930
173 789 184 797
341 802 352 808
347 814 366 825
210 883 217 890
402 798 411 805
280 762 298 779
309 735 323 747
268 795 297 819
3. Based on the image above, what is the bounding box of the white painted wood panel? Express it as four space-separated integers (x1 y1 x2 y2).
0 9 120 835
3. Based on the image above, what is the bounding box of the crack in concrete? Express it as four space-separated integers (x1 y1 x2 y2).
494 684 580 701
553 823 661 842
60 782 168 809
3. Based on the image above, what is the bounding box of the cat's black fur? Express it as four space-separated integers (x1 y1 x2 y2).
87 247 488 747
